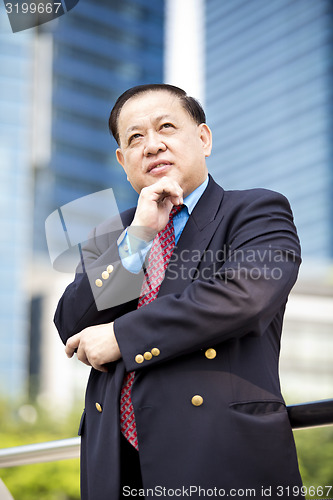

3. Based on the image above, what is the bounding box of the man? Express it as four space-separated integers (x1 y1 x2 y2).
54 84 304 499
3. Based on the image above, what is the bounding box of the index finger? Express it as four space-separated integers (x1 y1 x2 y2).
65 333 81 358
151 177 183 204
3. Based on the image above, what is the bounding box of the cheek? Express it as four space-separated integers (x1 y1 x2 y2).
123 151 141 171
123 155 145 186
177 143 200 165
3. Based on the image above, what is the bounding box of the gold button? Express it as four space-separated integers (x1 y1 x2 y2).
95 402 103 413
191 395 204 407
102 271 109 280
107 265 114 274
124 244 129 252
205 348 216 359
144 351 152 360
135 354 144 364
95 279 103 287
151 348 160 357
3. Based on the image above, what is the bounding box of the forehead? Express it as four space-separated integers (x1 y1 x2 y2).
118 91 189 131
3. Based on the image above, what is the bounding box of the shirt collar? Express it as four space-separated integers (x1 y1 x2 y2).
183 176 209 214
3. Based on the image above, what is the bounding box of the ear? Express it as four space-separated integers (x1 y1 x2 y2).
116 148 125 168
198 123 212 157
116 148 131 181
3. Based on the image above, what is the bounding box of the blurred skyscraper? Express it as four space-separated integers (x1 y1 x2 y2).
205 0 333 262
34 0 165 254
204 0 333 401
0 13 34 399
0 0 164 400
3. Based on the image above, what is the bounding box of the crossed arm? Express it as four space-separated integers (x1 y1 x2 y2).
59 180 301 374
64 177 183 371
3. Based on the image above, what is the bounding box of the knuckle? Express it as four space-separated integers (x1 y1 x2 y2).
89 352 97 362
79 338 86 350
77 351 85 362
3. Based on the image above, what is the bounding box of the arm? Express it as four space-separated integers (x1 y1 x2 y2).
57 183 300 374
114 189 301 372
54 177 184 367
53 223 145 345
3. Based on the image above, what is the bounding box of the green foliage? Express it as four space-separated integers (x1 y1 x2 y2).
1 460 80 500
0 399 83 500
294 426 333 499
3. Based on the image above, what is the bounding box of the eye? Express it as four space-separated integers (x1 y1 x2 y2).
128 133 142 145
161 123 174 129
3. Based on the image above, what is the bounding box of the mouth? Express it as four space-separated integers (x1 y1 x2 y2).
147 160 172 173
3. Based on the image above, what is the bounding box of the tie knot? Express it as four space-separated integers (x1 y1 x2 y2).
169 205 183 220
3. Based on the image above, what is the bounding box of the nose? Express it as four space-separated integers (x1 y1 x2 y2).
143 130 166 156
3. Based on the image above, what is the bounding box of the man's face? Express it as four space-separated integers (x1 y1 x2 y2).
115 91 212 197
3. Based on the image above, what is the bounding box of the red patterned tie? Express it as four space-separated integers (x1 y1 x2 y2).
120 206 182 450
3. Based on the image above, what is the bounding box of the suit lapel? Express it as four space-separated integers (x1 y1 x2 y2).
159 176 225 295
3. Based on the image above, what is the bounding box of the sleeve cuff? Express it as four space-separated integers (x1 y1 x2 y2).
117 228 153 273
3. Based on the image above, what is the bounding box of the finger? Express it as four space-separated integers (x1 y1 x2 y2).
81 347 108 372
152 178 183 202
76 346 92 367
65 334 81 358
167 193 183 207
89 361 108 373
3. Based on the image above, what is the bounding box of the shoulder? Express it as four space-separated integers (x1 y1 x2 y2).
197 177 294 229
221 186 293 215
210 179 297 235
208 176 290 209
224 186 289 204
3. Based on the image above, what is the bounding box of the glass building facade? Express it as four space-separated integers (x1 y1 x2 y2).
0 0 164 399
34 0 165 253
205 0 333 261
0 12 34 398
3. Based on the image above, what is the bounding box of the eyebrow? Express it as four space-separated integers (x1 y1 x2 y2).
125 114 174 138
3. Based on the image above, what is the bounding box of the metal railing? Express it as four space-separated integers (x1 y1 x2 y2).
0 437 80 469
0 399 332 469
287 399 333 430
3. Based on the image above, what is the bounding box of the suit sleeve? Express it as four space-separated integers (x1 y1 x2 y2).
114 190 301 372
54 219 145 345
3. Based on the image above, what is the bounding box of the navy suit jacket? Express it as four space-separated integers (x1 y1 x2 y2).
54 176 303 499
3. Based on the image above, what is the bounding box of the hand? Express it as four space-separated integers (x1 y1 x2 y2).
65 322 121 372
129 177 183 241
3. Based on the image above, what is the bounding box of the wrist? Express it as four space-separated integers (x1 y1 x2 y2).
128 224 156 242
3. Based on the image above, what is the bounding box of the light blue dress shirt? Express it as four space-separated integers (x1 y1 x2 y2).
118 176 209 273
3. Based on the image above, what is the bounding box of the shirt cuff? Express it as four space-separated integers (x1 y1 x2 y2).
117 228 153 274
